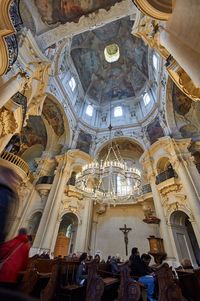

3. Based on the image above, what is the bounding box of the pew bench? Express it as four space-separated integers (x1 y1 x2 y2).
176 268 200 301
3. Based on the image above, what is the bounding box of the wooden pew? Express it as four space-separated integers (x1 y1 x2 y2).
155 263 185 301
58 260 85 301
97 262 120 301
19 259 57 299
40 259 61 301
117 262 141 301
86 261 104 301
176 269 200 301
18 259 39 295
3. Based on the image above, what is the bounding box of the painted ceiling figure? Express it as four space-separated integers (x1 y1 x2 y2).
35 0 121 24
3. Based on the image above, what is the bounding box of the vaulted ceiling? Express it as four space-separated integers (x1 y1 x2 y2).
70 17 149 105
34 0 122 24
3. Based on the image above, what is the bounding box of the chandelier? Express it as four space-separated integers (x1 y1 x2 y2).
75 136 142 205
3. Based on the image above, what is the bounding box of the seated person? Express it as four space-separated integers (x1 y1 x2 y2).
180 258 194 272
76 252 88 286
129 248 157 301
106 255 111 264
94 254 101 264
110 256 120 274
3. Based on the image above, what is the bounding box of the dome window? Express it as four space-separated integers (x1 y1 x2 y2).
69 77 76 92
153 54 159 71
143 93 151 106
114 106 123 117
104 44 120 63
86 104 93 117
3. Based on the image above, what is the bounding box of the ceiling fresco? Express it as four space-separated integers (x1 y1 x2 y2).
172 83 200 138
70 17 149 104
42 98 65 137
34 0 122 24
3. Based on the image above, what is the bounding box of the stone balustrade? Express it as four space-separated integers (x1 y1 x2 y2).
0 151 30 178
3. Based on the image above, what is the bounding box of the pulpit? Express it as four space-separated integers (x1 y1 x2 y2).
147 236 167 264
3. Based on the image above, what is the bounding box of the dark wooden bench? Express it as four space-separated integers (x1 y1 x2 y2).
58 260 85 301
19 258 58 299
176 268 200 301
155 263 186 301
117 262 142 301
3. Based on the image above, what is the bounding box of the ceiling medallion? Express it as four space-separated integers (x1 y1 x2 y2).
104 43 120 63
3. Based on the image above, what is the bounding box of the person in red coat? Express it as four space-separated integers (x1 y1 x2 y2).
0 228 30 283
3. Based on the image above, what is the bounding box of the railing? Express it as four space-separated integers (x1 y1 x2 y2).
36 176 54 185
156 169 177 185
142 184 152 194
5 34 18 70
9 0 23 32
195 163 200 174
0 151 30 176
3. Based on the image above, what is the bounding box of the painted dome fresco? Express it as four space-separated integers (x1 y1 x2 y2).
70 17 149 105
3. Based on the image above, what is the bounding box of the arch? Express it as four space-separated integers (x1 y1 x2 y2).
169 210 200 266
43 93 72 147
54 212 79 257
134 0 172 21
27 211 42 242
156 156 171 174
21 144 44 171
94 136 145 158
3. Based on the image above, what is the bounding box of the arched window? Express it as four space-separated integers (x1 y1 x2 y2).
143 93 151 106
86 104 93 117
153 54 159 71
114 106 123 117
69 77 76 92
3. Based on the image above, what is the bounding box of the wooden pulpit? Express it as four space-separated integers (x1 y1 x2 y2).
147 236 167 264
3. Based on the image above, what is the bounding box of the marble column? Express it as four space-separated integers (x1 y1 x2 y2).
0 74 27 109
172 158 200 236
78 198 93 252
70 127 80 149
32 154 73 252
149 175 176 263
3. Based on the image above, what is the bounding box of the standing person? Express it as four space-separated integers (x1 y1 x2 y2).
0 166 20 243
76 252 88 286
0 228 30 284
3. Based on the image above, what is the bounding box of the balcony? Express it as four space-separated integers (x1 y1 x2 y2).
36 176 54 185
142 184 152 194
0 151 30 180
156 169 177 185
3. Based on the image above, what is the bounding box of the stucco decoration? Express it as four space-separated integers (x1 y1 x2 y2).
42 98 65 136
172 83 200 139
76 131 92 154
34 0 122 24
147 118 164 145
70 17 149 104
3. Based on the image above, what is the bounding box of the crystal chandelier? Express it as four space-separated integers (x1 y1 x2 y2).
75 133 141 205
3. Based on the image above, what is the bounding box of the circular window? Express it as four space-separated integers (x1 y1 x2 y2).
104 43 120 63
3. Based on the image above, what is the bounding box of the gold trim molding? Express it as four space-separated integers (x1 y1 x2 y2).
0 0 16 75
133 0 172 21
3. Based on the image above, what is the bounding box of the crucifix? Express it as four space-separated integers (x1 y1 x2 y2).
119 224 132 256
